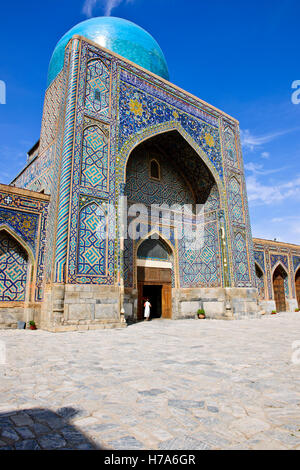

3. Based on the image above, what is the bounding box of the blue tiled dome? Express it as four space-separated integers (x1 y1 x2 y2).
47 16 169 86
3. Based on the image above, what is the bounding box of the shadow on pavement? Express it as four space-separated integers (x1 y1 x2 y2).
0 406 105 450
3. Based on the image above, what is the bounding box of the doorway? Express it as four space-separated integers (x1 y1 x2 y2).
137 267 172 321
273 265 287 312
143 285 162 319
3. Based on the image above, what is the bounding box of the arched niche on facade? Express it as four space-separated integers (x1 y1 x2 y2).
272 263 288 312
295 267 300 308
0 225 34 302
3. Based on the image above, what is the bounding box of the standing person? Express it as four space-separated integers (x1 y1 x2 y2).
144 298 151 321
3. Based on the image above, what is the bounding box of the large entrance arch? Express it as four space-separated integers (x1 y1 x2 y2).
123 128 224 295
295 269 300 308
273 265 288 312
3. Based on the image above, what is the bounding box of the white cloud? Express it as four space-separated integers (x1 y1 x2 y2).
240 127 300 151
244 162 288 176
261 151 270 159
83 0 134 17
246 173 300 206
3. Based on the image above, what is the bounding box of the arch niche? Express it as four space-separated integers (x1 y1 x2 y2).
273 264 288 312
122 128 223 320
0 227 34 302
295 268 300 309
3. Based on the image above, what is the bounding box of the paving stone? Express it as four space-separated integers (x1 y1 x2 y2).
15 439 41 450
108 436 145 450
231 417 271 437
207 406 219 413
11 414 34 427
31 423 51 435
158 437 211 450
1 428 20 442
138 389 165 396
168 399 205 410
38 433 67 450
15 426 35 439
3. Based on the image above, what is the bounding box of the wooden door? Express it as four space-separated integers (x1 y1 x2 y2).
273 267 286 312
162 284 172 319
137 282 144 321
296 271 300 308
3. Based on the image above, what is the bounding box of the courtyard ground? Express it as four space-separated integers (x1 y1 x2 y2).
0 313 300 450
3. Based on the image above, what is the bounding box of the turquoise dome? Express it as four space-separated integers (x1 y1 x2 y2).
48 17 169 86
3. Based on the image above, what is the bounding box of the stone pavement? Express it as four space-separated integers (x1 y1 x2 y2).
0 312 300 450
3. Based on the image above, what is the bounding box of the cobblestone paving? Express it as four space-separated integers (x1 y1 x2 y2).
0 313 300 450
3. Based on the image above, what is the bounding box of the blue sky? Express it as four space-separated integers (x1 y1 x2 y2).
0 0 299 243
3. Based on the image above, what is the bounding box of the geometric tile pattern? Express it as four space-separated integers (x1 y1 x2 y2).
0 187 49 302
40 71 64 153
270 254 288 271
118 79 223 179
85 59 110 117
0 231 28 301
255 264 265 300
77 202 107 276
124 146 195 206
63 43 115 285
233 232 250 285
55 40 81 283
81 125 108 190
293 255 300 274
254 250 265 272
223 124 238 168
179 222 221 287
0 208 39 254
229 177 243 223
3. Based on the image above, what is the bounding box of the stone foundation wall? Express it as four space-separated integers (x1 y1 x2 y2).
0 303 41 329
124 287 260 321
0 285 261 330
174 287 260 320
40 284 125 332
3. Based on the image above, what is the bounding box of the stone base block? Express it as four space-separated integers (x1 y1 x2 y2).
39 283 126 332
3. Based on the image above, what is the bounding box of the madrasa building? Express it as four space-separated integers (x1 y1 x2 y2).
0 17 299 331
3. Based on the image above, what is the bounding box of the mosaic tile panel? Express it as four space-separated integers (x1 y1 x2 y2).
124 147 195 206
223 124 238 168
85 59 110 117
255 263 265 300
40 72 64 153
0 208 39 253
81 125 109 191
254 250 265 273
229 177 243 223
179 222 221 288
77 203 107 276
270 254 288 271
233 232 250 285
66 43 115 285
293 255 300 273
12 146 54 194
118 80 223 179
